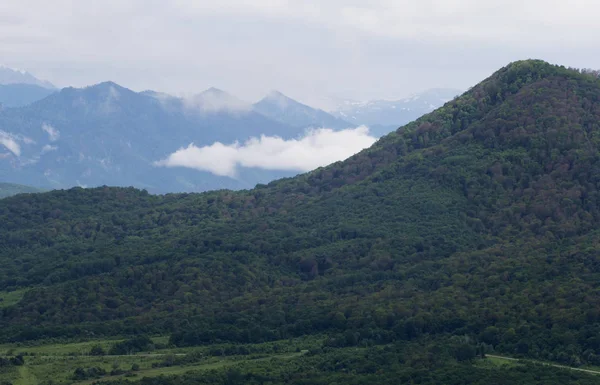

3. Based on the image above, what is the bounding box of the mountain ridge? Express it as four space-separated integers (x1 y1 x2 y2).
253 90 353 130
0 81 308 193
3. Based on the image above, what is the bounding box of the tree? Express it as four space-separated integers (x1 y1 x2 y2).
454 344 476 362
90 344 106 356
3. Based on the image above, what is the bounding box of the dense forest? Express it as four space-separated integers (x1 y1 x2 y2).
2 60 600 383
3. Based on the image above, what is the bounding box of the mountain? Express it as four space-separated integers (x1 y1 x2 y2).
0 66 55 89
0 83 306 193
2 60 600 384
0 182 43 198
190 87 252 113
332 88 461 136
254 90 353 130
0 83 56 108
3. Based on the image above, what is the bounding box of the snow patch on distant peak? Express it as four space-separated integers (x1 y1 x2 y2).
0 65 55 88
0 65 27 75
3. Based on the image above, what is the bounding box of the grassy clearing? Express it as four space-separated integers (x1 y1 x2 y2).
3 355 168 385
0 338 124 356
73 352 303 385
0 352 303 385
13 366 38 385
0 336 172 356
0 289 28 309
485 355 520 367
0 336 311 385
481 355 600 376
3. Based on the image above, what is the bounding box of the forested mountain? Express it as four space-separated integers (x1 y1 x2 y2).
2 60 600 383
0 182 43 198
253 90 352 130
332 88 461 136
0 83 307 193
0 84 56 108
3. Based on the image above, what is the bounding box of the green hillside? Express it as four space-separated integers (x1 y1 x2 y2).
0 182 43 198
2 60 600 384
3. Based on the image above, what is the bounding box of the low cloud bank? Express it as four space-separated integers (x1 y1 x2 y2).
155 126 377 177
0 131 21 156
42 123 60 141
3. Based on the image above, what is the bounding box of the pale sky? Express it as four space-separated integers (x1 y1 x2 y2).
0 0 599 107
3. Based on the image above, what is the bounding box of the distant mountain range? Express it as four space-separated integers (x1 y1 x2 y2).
330 88 461 136
0 182 43 198
0 82 303 193
0 66 454 193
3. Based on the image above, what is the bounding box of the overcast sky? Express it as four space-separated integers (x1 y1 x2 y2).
1 0 599 107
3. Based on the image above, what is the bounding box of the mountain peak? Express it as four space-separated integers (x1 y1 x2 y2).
0 65 55 89
265 90 290 100
88 81 126 90
200 87 230 96
76 81 140 97
485 59 571 88
188 87 250 113
254 91 352 130
259 90 298 110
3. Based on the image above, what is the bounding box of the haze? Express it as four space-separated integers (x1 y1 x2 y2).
1 0 599 108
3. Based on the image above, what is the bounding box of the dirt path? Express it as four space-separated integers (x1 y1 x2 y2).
486 354 600 375
17 353 187 360
14 365 38 385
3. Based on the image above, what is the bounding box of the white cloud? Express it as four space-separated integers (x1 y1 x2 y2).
41 123 60 141
157 141 239 177
0 131 21 156
41 144 58 153
155 126 377 177
169 0 600 45
22 136 35 145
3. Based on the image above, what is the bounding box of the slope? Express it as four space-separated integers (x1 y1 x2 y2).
0 66 55 89
0 84 56 108
254 90 353 130
0 182 43 198
1 60 600 370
